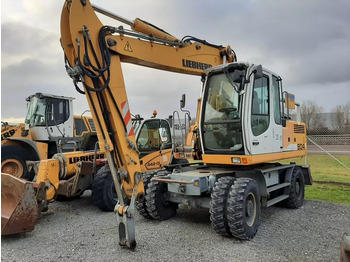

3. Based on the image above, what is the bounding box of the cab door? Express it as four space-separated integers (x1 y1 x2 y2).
246 71 282 155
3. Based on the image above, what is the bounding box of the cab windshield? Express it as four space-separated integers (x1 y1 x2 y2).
25 97 70 127
25 97 47 127
202 67 246 153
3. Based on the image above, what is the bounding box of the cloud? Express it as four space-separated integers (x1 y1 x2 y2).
1 22 61 65
1 0 350 121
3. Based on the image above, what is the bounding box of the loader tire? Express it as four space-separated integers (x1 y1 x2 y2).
92 165 128 211
282 167 305 209
136 171 156 219
210 176 236 237
1 145 35 181
145 180 178 220
227 178 260 240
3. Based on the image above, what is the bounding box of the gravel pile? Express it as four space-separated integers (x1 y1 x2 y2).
2 192 349 262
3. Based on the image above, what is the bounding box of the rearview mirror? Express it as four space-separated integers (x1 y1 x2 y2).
253 65 263 79
232 70 244 83
180 94 186 109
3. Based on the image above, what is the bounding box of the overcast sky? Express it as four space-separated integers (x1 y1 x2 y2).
2 0 350 123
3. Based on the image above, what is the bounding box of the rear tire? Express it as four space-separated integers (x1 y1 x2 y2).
227 178 260 240
1 145 35 181
145 180 178 220
283 167 305 209
210 176 236 237
136 171 156 219
92 165 128 211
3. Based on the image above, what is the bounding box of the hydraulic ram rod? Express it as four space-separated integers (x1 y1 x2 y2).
92 4 134 26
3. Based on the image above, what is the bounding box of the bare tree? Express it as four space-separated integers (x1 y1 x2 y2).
300 100 324 131
331 102 350 132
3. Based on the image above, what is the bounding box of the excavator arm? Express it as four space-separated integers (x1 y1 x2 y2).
60 0 235 249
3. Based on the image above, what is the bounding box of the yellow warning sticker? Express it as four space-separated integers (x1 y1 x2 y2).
124 41 133 52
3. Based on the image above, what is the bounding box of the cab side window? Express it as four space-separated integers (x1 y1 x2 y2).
47 99 69 126
272 76 282 125
74 118 88 136
251 76 269 136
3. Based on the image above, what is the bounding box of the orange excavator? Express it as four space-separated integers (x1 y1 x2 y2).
2 0 311 250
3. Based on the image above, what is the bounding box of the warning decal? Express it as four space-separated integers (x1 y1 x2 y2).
124 42 133 52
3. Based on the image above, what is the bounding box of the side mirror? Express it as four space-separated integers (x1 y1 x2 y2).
253 65 263 79
232 70 244 83
180 94 186 109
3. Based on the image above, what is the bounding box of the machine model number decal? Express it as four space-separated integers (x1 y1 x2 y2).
69 153 105 164
145 161 161 170
182 59 212 70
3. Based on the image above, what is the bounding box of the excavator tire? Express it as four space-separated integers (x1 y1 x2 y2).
1 145 35 181
145 180 178 221
210 176 236 237
227 178 260 240
282 167 305 209
92 165 118 211
136 171 156 219
92 165 129 211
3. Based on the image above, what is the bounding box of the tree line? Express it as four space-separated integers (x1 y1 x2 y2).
300 101 350 134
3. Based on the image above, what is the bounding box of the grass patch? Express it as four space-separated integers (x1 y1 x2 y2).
305 183 350 204
282 155 350 204
281 155 350 183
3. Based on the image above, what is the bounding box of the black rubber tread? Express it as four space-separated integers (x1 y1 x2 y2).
136 171 157 219
1 145 35 181
145 179 178 221
227 178 261 240
210 176 236 237
170 158 189 165
55 192 84 201
92 165 128 211
283 167 305 209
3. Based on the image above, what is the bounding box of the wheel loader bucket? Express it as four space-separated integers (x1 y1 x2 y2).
1 173 40 235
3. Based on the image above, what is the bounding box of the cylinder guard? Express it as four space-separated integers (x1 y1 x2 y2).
1 173 40 235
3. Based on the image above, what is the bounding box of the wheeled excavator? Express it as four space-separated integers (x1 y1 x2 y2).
1 0 311 249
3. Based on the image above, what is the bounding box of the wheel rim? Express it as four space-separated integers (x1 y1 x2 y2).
1 159 23 178
246 192 257 227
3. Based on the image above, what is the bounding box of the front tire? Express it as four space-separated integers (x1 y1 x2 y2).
145 179 178 220
227 178 261 240
136 171 156 219
210 176 236 237
1 145 35 180
92 165 128 211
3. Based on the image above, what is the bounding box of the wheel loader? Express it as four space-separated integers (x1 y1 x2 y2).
1 93 98 180
2 0 312 249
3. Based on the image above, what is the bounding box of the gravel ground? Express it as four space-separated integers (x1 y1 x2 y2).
2 191 349 262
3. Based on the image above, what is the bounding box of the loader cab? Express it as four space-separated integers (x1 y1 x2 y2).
200 62 284 159
134 118 172 159
24 93 74 141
